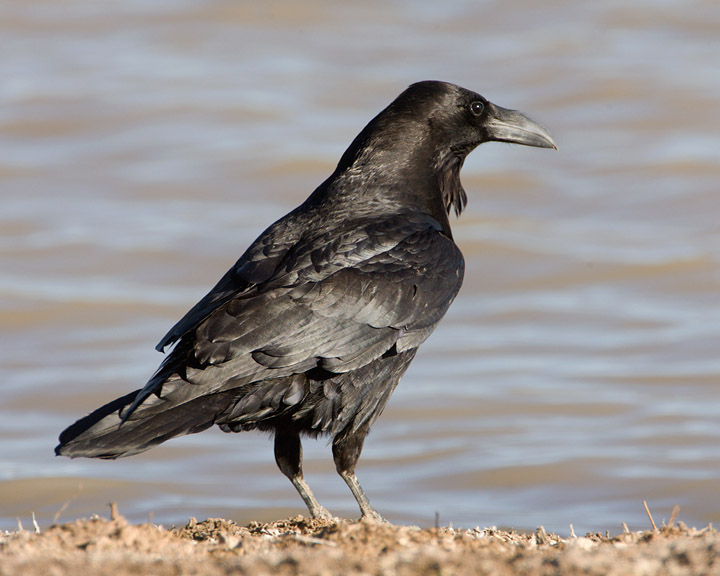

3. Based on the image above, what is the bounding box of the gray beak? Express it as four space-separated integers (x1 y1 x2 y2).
485 103 557 149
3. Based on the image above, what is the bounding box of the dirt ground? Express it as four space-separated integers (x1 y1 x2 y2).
1 509 718 576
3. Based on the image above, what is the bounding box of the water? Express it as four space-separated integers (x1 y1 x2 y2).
1 0 719 535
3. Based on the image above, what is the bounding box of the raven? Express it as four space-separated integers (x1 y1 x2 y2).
56 81 555 520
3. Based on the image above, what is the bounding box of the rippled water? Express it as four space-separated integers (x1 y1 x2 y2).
2 1 719 535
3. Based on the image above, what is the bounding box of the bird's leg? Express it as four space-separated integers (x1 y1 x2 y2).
332 427 383 522
274 429 332 520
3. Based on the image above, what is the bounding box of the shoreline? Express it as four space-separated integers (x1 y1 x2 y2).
2 508 717 576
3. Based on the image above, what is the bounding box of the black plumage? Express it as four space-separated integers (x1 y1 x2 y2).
56 81 555 520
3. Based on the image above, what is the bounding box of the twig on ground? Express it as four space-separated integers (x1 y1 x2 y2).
569 524 577 539
32 512 41 534
535 526 549 545
292 534 338 547
668 505 680 528
643 501 658 532
53 483 82 525
109 502 119 521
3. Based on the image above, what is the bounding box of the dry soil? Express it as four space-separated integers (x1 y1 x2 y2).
1 511 718 575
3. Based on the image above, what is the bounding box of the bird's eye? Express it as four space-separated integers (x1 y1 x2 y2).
469 101 484 116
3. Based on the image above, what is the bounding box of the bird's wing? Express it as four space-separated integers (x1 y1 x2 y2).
125 211 463 420
155 211 304 352
190 211 463 378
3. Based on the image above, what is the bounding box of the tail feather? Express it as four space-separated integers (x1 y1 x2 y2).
55 388 238 459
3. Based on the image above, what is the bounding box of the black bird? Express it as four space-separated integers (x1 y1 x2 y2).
56 81 555 520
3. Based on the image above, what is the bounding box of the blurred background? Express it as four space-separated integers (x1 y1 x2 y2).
1 0 719 535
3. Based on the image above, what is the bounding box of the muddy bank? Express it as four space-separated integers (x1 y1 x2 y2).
1 511 717 576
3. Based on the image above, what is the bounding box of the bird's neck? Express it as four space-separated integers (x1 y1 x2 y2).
323 155 456 237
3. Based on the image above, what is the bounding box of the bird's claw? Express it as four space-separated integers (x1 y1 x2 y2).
360 510 385 523
310 506 335 521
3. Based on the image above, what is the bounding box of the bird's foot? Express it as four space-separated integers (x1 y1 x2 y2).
310 505 335 521
359 508 385 523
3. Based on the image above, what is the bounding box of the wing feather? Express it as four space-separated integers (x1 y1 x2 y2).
126 211 463 422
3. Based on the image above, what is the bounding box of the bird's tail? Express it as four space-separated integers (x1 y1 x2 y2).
55 385 239 459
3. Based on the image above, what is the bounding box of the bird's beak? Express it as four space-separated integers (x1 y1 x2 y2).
485 103 557 150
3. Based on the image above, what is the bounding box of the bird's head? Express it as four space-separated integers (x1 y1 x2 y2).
403 80 557 153
334 80 556 220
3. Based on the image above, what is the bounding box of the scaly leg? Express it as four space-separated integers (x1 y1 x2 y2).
332 426 383 522
274 430 332 520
